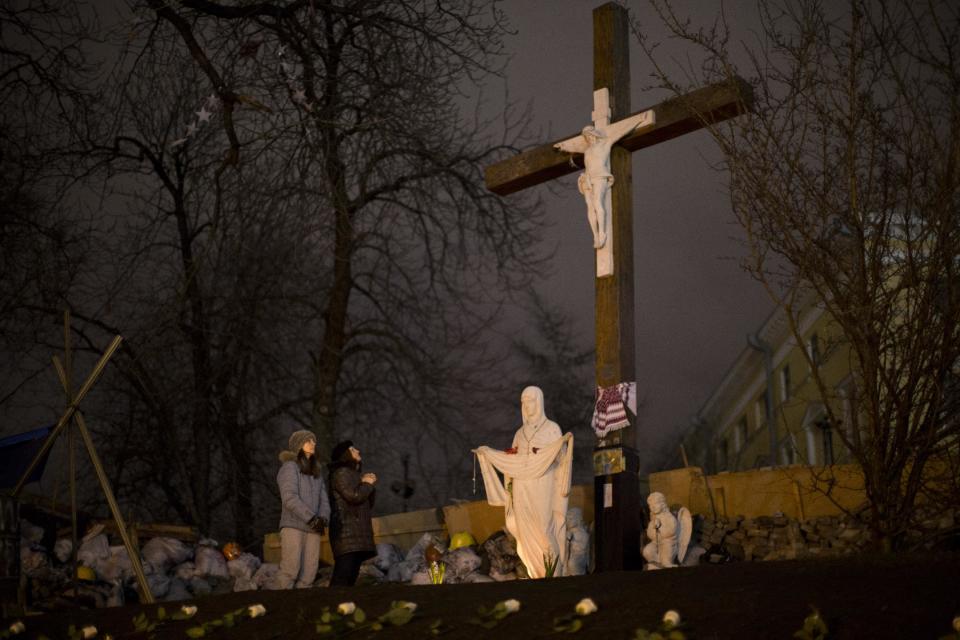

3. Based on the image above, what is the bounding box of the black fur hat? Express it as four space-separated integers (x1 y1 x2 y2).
330 440 354 463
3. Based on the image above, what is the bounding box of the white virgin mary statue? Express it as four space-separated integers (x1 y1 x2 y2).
474 386 574 578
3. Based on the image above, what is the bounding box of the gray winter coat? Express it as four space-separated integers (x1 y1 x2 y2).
277 451 331 533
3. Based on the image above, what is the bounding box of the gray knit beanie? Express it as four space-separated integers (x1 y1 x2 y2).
288 429 316 453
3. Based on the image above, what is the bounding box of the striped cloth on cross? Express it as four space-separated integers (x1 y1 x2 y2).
591 382 637 438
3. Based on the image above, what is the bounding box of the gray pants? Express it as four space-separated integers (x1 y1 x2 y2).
274 527 321 589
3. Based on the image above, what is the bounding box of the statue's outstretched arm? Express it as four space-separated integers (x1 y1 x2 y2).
555 136 589 154
606 109 655 142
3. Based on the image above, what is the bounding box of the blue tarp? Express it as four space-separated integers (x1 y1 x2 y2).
0 425 53 489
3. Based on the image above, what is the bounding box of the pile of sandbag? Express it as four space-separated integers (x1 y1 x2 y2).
358 529 523 585
18 516 534 608
18 519 279 607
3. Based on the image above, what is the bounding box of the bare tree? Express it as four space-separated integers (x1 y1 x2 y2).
639 0 960 550
139 0 545 451
0 1 102 423
2 0 548 540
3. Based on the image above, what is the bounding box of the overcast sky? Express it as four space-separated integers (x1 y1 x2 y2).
495 1 771 468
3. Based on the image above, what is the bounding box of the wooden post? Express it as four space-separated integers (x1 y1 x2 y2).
64 311 79 603
591 3 641 572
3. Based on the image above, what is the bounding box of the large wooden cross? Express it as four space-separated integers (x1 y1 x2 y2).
485 3 751 571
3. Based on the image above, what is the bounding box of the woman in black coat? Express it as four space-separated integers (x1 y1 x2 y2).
328 440 377 586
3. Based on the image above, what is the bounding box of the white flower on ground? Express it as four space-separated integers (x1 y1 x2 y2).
501 599 521 614
337 602 356 615
662 610 681 627
575 598 598 616
8 621 25 635
395 601 417 612
180 605 198 617
80 625 98 639
247 604 267 618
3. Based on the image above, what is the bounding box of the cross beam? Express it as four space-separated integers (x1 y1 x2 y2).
485 77 753 196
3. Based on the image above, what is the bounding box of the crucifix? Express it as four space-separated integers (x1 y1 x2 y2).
485 3 751 570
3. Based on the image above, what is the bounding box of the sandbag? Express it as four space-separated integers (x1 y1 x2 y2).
408 570 432 585
252 563 279 589
95 546 133 583
144 572 171 599
232 575 258 592
174 561 197 581
194 545 229 579
227 552 260 580
142 537 191 574
371 543 403 572
19 519 44 545
442 547 481 583
385 559 416 583
404 532 446 565
20 546 48 576
164 576 191 602
77 532 110 568
189 576 212 596
54 538 73 563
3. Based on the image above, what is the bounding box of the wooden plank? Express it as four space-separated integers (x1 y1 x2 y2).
62 520 199 542
484 76 753 196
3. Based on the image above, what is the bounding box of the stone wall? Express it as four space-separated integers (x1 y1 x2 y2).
697 511 871 563
695 504 958 563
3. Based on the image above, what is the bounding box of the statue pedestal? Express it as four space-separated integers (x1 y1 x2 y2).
593 446 642 571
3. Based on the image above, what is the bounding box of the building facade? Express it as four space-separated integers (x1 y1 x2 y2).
676 298 857 474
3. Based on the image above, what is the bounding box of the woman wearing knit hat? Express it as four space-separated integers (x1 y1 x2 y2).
273 429 331 589
328 440 377 586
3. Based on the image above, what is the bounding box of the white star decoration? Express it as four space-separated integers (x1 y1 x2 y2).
171 38 303 150
171 94 221 148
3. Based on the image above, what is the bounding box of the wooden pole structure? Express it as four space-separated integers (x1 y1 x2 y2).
11 336 123 497
12 330 155 603
63 312 79 603
50 357 155 604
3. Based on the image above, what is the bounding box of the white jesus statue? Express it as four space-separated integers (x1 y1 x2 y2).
554 88 655 257
473 386 574 578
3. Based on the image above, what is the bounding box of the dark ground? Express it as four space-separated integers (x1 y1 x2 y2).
4 554 959 639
